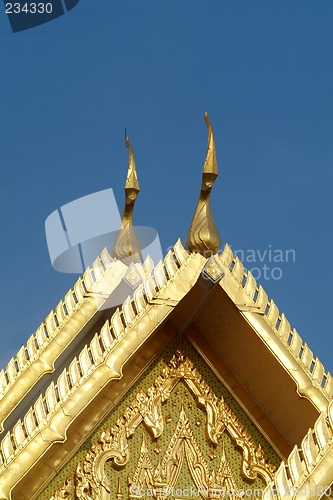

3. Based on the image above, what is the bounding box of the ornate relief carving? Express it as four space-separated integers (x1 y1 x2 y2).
203 257 225 283
152 406 239 499
49 350 276 500
50 478 74 499
130 434 155 496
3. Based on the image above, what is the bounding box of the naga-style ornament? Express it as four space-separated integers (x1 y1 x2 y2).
186 112 221 256
112 136 142 264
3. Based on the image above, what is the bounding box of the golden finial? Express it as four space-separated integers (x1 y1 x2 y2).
124 136 139 192
186 112 221 256
112 136 142 264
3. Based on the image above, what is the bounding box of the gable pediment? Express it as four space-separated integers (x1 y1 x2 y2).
36 340 279 500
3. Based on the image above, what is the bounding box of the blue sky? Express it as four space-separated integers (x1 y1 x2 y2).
0 1 332 373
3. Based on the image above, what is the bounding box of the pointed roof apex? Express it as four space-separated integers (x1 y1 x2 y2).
186 113 221 256
203 112 218 176
125 136 140 192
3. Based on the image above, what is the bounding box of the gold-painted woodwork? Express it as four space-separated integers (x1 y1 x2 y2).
112 137 142 264
215 245 333 410
186 113 221 256
1 113 333 500
0 249 128 433
186 325 293 460
49 479 74 500
129 409 241 499
47 349 276 500
45 386 333 500
2 240 333 499
0 241 201 500
262 408 333 499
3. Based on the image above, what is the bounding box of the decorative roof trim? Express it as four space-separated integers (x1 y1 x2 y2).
0 240 204 500
262 399 333 500
216 244 333 410
0 248 128 431
50 349 276 500
1 240 332 498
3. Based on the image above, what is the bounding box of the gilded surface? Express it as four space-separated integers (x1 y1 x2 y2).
216 243 333 409
124 263 143 287
39 339 279 500
0 239 200 500
186 113 221 256
113 137 142 264
203 257 224 283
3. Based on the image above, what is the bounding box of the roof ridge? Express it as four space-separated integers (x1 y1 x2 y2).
0 248 114 397
217 244 333 405
262 399 333 499
0 239 194 474
0 247 129 432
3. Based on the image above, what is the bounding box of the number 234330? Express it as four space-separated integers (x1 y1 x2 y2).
6 3 53 14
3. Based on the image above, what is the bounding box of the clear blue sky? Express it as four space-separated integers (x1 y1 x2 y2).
1 1 332 373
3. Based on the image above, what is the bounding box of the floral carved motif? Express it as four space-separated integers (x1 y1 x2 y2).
50 350 276 500
50 478 74 500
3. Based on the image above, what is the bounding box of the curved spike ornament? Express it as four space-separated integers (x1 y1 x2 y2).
124 136 139 192
112 137 142 264
186 113 221 256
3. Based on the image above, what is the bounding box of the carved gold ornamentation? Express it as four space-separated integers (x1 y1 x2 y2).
50 478 74 499
124 263 143 288
113 137 142 264
186 113 221 256
130 434 155 497
203 257 224 283
116 478 124 500
152 406 239 500
49 350 276 500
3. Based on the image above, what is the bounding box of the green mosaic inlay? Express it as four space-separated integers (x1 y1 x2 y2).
37 336 280 500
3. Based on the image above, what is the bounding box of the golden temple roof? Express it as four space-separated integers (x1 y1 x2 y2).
0 115 332 499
